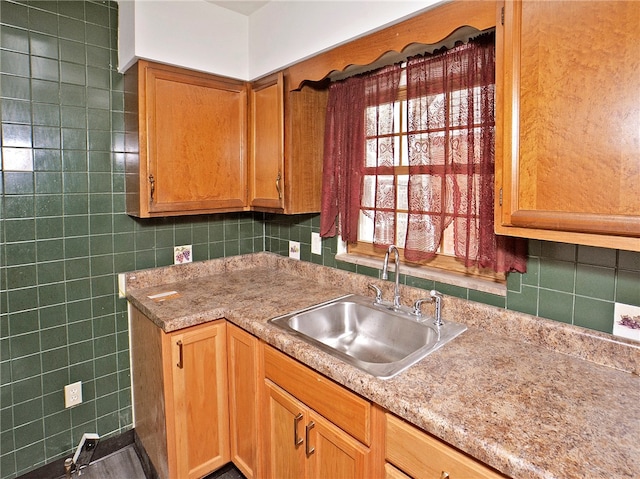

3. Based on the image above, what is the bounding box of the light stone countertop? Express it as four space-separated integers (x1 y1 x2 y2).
125 253 640 479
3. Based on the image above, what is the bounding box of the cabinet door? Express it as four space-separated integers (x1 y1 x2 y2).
307 410 371 479
227 324 262 479
496 0 640 251
249 72 285 211
169 322 230 479
128 60 248 217
282 82 328 214
263 380 307 479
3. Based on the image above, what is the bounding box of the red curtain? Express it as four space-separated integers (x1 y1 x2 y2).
320 64 402 241
320 33 527 274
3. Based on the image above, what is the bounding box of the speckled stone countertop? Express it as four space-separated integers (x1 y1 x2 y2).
125 253 640 479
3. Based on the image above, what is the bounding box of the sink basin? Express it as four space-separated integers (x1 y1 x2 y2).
269 294 466 379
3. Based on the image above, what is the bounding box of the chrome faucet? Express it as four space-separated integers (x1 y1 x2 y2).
381 245 401 309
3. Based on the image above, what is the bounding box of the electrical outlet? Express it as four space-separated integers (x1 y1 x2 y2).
311 232 322 255
64 381 82 408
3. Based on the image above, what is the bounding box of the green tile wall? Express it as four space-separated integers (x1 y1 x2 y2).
0 2 264 478
264 215 640 334
1 1 639 478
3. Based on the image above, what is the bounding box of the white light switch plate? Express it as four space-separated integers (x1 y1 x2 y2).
289 241 300 260
311 232 322 255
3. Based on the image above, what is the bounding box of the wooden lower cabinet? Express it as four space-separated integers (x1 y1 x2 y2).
385 413 507 479
131 313 506 479
130 307 230 479
262 345 379 479
227 323 262 479
264 380 371 479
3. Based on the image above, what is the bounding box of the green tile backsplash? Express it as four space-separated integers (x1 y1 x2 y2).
1 1 639 478
0 2 265 477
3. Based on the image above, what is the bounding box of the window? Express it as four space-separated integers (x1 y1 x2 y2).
320 31 527 280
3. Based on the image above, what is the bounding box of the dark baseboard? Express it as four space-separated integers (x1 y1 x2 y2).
17 429 136 479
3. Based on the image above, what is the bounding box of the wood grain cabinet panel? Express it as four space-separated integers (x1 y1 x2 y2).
249 72 328 214
263 380 371 479
130 307 230 479
125 60 247 217
262 345 378 479
496 0 640 251
386 413 507 479
227 323 262 479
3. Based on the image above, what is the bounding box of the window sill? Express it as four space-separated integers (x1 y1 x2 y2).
335 252 507 297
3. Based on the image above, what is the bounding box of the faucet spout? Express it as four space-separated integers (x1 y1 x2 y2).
382 245 401 309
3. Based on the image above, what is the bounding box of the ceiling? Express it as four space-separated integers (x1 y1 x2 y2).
208 1 270 16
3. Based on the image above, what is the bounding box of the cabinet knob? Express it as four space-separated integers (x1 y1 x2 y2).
293 413 304 447
440 472 450 479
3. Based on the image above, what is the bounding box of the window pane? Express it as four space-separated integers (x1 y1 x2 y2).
365 102 397 136
407 131 446 166
358 209 374 242
365 136 398 167
407 174 440 213
407 93 445 131
362 175 395 210
397 174 408 210
441 222 455 255
396 212 407 249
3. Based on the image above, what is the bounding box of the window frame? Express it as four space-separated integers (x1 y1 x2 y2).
347 69 506 285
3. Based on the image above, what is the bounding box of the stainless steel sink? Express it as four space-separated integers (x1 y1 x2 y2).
269 294 466 379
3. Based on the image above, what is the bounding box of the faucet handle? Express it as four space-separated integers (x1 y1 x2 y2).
430 290 444 326
368 283 383 304
412 297 433 316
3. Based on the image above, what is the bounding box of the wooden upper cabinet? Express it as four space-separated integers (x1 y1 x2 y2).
496 0 640 251
125 60 248 217
249 72 328 214
249 72 285 210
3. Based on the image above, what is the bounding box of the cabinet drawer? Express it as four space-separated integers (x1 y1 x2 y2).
263 345 371 445
386 414 506 479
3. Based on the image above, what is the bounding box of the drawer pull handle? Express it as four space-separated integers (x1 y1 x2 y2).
293 413 304 447
305 421 315 456
176 340 183 369
440 472 450 479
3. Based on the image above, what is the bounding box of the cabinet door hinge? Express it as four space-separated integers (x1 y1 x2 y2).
499 188 503 206
501 6 504 25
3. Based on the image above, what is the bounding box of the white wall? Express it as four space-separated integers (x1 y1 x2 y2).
248 0 442 79
118 0 249 78
118 0 443 79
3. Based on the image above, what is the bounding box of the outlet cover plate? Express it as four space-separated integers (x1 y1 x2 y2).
64 381 82 408
311 232 322 255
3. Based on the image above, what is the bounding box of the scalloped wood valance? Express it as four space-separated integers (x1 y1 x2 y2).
284 0 498 91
